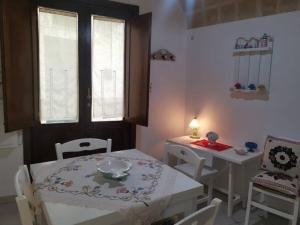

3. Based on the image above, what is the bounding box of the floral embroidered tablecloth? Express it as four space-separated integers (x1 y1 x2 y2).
32 150 177 225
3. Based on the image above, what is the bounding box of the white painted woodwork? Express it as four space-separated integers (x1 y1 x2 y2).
166 136 263 217
244 182 300 225
55 138 112 160
14 165 34 225
175 198 222 225
165 144 218 204
30 149 203 225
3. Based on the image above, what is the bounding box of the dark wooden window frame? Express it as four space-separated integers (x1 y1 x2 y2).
36 0 140 126
1 0 152 164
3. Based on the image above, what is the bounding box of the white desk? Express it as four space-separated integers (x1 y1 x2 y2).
166 136 263 217
31 149 203 225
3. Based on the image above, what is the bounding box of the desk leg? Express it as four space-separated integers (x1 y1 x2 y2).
228 163 234 217
241 164 248 208
182 198 197 217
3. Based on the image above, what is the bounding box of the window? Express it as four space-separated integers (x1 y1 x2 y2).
1 0 151 133
38 8 79 124
91 16 125 122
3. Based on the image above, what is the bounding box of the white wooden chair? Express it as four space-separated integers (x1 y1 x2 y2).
244 136 300 225
175 198 222 225
165 144 218 204
55 138 112 160
14 165 36 225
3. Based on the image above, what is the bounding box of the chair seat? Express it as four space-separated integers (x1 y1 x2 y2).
174 163 218 179
253 171 300 196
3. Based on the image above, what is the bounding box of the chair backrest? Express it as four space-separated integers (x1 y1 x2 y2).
55 138 112 160
14 165 34 225
15 165 31 197
165 144 205 180
261 136 300 178
175 198 222 225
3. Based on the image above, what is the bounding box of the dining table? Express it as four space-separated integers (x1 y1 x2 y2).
30 149 203 225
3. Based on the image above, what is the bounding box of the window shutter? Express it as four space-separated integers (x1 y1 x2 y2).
125 13 152 127
0 0 37 132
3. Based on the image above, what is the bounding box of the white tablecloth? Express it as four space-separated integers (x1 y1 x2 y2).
33 151 177 225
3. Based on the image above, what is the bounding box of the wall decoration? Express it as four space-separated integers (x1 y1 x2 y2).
230 34 273 99
151 49 176 61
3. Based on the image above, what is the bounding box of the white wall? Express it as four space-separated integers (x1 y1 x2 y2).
185 11 300 149
0 56 23 198
0 0 187 197
0 100 23 197
114 0 188 159
0 146 23 197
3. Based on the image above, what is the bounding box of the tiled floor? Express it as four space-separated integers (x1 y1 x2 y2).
0 201 294 225
0 202 21 225
215 202 289 225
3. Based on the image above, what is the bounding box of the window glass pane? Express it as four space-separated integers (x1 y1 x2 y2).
38 8 79 124
91 16 125 122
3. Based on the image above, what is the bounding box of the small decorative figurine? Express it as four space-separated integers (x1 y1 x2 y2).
234 147 248 155
248 84 256 90
206 132 219 144
235 37 248 49
268 36 274 48
260 33 269 48
245 142 258 152
245 38 259 49
257 84 266 92
234 82 242 89
151 49 176 61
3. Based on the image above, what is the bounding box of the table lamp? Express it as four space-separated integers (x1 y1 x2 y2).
189 117 200 139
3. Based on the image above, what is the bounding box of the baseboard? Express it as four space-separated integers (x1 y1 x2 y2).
0 195 15 204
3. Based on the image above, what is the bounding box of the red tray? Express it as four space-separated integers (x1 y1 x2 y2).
191 139 232 152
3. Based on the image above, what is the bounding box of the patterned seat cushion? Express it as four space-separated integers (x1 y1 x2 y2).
253 171 300 196
261 136 300 179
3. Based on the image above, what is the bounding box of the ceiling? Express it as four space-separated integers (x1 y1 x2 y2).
179 0 300 29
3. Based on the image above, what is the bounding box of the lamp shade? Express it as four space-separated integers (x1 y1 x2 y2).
189 118 200 129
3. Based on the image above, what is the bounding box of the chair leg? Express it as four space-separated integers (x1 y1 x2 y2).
259 193 268 219
259 193 264 203
291 197 299 225
244 182 254 225
207 177 214 205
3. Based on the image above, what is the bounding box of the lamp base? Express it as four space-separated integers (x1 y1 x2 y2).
190 135 200 139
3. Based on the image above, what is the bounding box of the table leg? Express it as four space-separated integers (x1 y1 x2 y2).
241 164 248 208
184 198 197 216
228 163 234 217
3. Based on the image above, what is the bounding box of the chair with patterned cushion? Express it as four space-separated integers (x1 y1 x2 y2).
244 136 300 225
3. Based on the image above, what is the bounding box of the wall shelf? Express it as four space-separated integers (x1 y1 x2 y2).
231 34 273 99
230 87 268 94
233 47 272 54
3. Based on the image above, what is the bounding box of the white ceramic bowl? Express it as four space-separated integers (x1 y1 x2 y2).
97 158 132 179
234 148 248 155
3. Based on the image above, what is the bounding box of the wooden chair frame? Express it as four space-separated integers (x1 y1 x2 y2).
244 182 300 225
165 144 217 204
175 198 222 225
165 144 205 180
55 138 112 160
15 165 35 225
